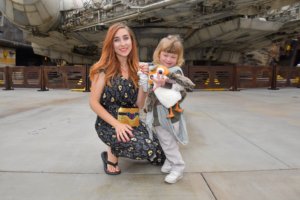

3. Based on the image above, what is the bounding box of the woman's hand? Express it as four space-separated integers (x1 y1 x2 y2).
138 62 150 93
114 122 134 142
139 62 149 75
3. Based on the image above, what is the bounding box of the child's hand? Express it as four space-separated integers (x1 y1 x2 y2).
151 71 168 90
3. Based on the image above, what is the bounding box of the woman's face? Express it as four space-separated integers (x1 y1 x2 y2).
159 51 178 68
113 28 132 59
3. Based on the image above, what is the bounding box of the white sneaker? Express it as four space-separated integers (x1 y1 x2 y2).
161 165 172 173
164 171 183 184
161 162 172 173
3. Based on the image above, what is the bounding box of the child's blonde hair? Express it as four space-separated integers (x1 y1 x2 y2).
153 35 184 66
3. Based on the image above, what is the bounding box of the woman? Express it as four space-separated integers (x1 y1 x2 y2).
89 22 165 175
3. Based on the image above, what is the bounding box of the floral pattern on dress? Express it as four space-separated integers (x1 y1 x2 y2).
95 76 165 165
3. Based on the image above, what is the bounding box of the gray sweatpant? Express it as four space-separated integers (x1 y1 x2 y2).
154 122 185 173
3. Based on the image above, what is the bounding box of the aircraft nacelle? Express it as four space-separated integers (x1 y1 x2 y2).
0 0 62 33
1 0 300 65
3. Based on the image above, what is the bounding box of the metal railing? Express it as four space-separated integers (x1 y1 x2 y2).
0 65 90 91
187 65 300 90
1 65 299 91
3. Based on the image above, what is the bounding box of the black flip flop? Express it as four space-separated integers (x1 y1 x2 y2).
101 151 121 175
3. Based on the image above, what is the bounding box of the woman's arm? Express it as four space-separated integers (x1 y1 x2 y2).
89 72 133 142
136 62 149 109
136 87 147 109
89 72 119 127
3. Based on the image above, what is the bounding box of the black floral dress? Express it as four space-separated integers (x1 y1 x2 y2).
95 75 165 165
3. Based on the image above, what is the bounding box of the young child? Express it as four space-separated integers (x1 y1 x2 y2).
145 35 194 184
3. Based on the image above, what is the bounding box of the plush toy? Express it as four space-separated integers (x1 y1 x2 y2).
148 65 170 90
145 65 195 118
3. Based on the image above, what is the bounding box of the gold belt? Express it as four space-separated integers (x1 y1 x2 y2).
117 107 140 127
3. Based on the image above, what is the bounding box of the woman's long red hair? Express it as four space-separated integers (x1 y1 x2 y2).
89 22 139 87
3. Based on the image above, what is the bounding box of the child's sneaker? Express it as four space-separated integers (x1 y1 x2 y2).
164 171 183 184
161 162 172 173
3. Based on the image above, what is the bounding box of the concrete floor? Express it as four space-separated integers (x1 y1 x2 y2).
0 88 300 200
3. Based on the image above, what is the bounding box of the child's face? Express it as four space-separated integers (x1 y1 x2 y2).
159 51 178 68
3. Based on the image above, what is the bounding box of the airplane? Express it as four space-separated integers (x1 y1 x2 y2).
0 0 300 66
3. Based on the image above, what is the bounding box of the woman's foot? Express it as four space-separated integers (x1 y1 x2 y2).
101 151 121 175
107 150 121 173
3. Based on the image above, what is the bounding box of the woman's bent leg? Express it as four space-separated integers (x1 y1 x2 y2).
106 147 121 173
